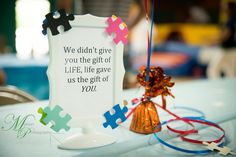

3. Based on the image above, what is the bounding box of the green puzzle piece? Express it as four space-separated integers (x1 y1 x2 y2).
38 107 47 125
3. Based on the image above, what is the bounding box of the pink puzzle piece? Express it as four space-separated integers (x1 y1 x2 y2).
106 16 128 45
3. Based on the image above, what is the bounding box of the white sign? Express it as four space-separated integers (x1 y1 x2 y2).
47 14 125 126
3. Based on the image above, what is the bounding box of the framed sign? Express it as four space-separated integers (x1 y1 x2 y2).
47 14 125 126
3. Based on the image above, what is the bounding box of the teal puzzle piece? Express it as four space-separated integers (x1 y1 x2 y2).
42 105 71 132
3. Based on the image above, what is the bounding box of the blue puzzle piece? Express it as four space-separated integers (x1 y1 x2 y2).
42 105 72 132
103 104 128 129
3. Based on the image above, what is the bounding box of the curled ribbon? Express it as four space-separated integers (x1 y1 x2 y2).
125 98 226 154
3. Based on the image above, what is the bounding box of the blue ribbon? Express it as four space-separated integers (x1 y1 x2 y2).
145 0 155 82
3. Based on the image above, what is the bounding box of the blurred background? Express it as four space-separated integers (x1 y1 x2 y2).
0 0 236 100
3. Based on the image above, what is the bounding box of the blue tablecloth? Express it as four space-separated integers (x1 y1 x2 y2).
0 54 49 100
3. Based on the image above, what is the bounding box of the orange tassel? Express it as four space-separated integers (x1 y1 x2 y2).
130 66 174 134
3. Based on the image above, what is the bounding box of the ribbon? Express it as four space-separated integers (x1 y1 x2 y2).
178 118 225 144
153 102 225 146
154 117 225 154
154 128 225 154
145 0 155 82
124 98 226 154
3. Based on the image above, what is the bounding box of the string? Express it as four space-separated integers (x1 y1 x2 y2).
144 0 150 82
145 0 155 82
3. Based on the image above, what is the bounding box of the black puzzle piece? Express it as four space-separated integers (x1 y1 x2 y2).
42 9 74 36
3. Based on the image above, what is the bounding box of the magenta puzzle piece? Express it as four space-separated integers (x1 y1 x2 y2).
105 16 128 45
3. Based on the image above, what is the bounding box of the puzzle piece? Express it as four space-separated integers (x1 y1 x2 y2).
103 104 128 129
123 100 128 106
41 105 72 132
105 15 128 45
203 142 236 156
42 9 74 35
37 107 47 125
42 19 48 35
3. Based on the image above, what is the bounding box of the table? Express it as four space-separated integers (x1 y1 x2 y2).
0 78 236 157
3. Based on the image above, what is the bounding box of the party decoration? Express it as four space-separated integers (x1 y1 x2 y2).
38 105 71 132
127 0 172 135
203 142 236 156
120 0 233 155
130 66 174 134
42 9 74 35
46 13 125 131
105 15 128 45
138 66 175 109
40 13 126 149
131 100 161 134
38 107 47 125
154 129 224 154
151 105 226 155
103 104 128 129
151 103 231 155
